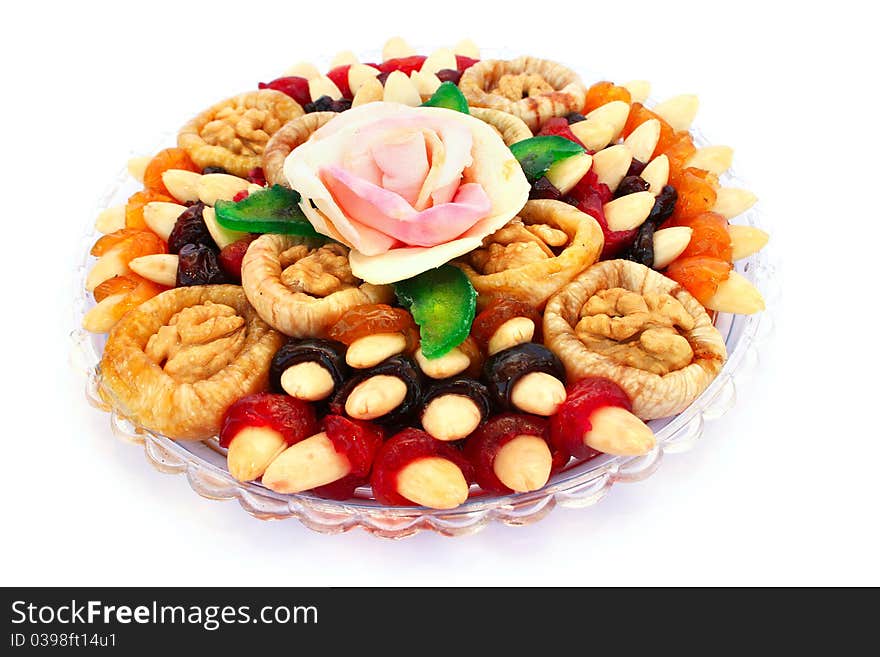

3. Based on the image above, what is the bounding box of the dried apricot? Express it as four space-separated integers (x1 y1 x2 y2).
668 168 718 225
90 227 166 260
678 212 732 261
665 256 731 305
623 103 674 146
583 81 632 114
125 190 174 230
143 148 199 196
92 273 168 323
93 274 138 303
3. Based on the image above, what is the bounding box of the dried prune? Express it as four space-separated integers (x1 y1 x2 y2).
647 184 678 227
626 158 647 177
176 243 229 287
435 68 462 85
201 166 229 175
304 95 351 113
529 176 563 201
167 202 215 254
565 112 586 124
623 220 656 267
614 175 651 198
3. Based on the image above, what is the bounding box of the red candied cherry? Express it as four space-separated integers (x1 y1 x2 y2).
326 65 352 98
218 235 257 281
370 429 474 509
566 172 637 258
465 414 568 494
258 76 312 107
220 393 318 482
550 378 655 459
261 415 384 500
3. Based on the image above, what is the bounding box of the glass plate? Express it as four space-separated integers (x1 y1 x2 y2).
70 53 778 538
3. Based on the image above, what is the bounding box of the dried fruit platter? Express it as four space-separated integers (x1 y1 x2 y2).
73 40 774 538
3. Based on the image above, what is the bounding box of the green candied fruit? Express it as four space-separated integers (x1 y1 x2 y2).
393 264 477 359
421 82 469 114
214 185 322 237
510 135 585 182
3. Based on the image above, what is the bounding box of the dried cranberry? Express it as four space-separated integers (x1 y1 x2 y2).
623 220 656 268
455 55 479 72
614 175 651 198
537 117 586 149
246 167 266 186
550 378 632 459
378 55 427 76
649 185 679 228
218 235 257 281
167 202 215 255
326 65 352 98
201 166 229 175
176 243 229 287
258 76 311 107
435 69 462 85
529 176 563 201
626 158 647 177
565 112 586 124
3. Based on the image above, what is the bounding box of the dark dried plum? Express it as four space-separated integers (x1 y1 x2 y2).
623 220 656 268
176 243 230 287
529 176 563 201
421 377 491 422
565 112 586 124
329 355 423 429
614 175 651 198
167 202 215 254
375 71 391 86
646 184 678 227
626 158 647 177
482 343 565 411
270 338 349 396
435 68 462 85
201 166 228 175
303 95 335 113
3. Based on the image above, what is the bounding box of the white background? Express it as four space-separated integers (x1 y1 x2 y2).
1 0 877 586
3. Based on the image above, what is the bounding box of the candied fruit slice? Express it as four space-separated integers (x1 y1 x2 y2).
511 136 586 182
664 255 732 305
550 377 632 459
125 190 174 230
677 212 732 261
214 185 320 237
219 393 318 450
370 428 473 507
537 117 586 149
669 168 719 224
422 82 469 114
143 148 199 197
583 81 632 114
464 413 567 494
312 415 384 500
328 304 419 352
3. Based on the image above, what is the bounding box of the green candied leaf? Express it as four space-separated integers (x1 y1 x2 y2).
510 135 585 182
393 264 476 359
215 185 322 237
421 82 469 114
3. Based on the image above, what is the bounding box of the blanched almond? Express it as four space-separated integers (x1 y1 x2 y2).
128 254 178 287
603 191 655 231
86 251 127 292
652 227 693 269
546 152 593 195
623 80 651 104
410 70 442 97
396 457 469 509
511 372 566 416
652 94 699 132
493 434 552 492
569 120 617 151
383 70 421 106
591 145 633 192
143 201 186 241
686 146 734 175
197 173 250 206
421 48 457 74
330 50 358 67
728 225 769 260
280 362 336 401
414 346 470 380
82 293 127 333
348 63 381 94
95 205 125 234
585 101 631 139
126 156 151 183
641 154 670 194
583 406 655 456
202 206 246 249
308 75 342 101
487 317 535 355
713 188 757 219
345 375 408 420
284 61 321 80
161 169 202 203
421 395 482 442
382 36 416 61
453 38 480 59
261 432 351 493
624 118 661 162
228 426 290 483
346 333 407 369
703 271 765 314
352 77 384 107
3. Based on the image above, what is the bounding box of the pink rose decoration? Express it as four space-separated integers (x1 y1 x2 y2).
283 102 530 284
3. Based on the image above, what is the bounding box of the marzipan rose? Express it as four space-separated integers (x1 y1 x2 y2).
283 102 530 284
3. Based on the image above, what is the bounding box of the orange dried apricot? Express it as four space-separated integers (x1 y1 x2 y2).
90 227 166 260
125 190 174 230
583 81 632 114
668 168 718 225
143 148 199 197
677 212 732 261
662 132 699 185
93 274 138 303
623 103 674 145
665 256 731 305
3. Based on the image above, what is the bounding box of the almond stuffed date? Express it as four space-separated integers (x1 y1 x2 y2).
420 377 491 441
269 338 349 402
329 355 423 428
482 343 567 416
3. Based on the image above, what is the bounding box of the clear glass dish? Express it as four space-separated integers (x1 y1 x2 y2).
70 54 777 538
